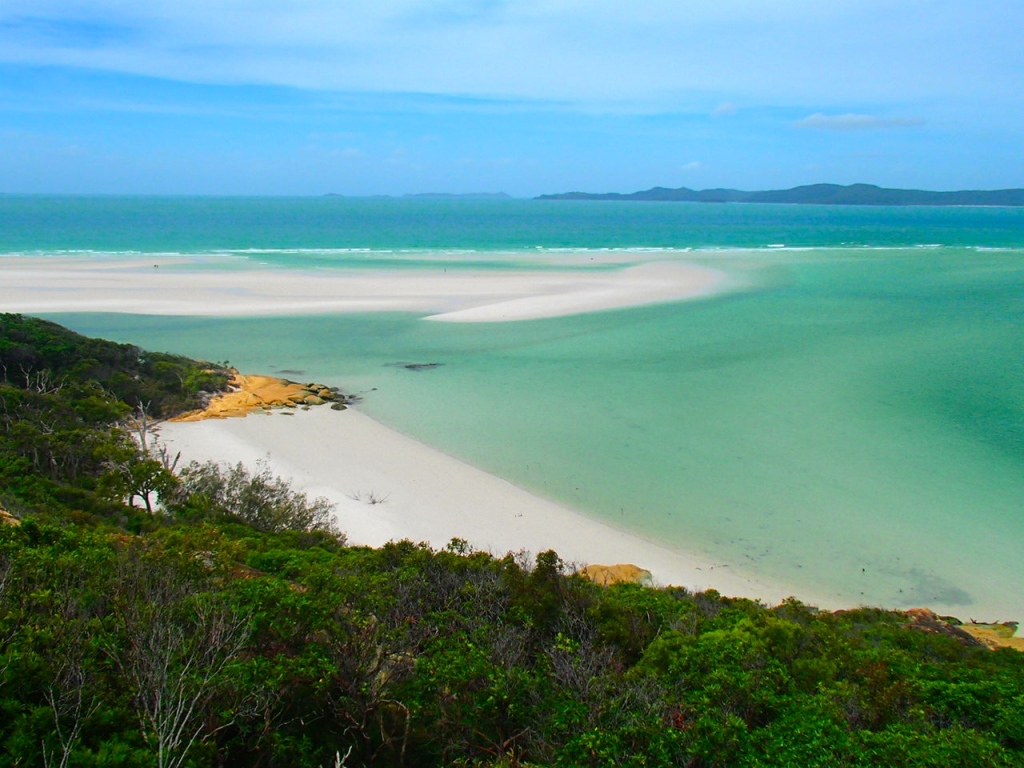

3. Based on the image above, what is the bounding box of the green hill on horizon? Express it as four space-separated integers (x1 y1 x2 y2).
537 182 1024 206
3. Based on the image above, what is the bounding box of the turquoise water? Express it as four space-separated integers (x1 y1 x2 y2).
6 196 1024 618
3 195 1024 251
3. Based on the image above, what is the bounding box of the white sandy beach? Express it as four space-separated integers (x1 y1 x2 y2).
158 407 812 605
2 251 818 604
0 255 726 322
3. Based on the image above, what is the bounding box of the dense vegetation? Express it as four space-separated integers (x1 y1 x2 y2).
0 313 230 523
1 314 1023 767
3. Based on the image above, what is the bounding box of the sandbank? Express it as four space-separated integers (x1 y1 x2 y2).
157 406 827 606
0 255 728 322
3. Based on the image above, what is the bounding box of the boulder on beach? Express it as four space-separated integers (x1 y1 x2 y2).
579 563 653 586
172 372 348 421
903 608 1024 651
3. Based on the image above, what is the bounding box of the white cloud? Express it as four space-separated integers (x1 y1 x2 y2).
794 113 926 130
711 102 738 118
0 1 1020 110
682 161 701 170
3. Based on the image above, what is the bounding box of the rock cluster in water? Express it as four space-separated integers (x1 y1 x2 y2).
173 372 352 421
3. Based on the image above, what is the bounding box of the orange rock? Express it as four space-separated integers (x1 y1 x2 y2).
903 608 1023 651
0 507 20 526
959 623 1024 652
579 563 653 586
172 371 341 421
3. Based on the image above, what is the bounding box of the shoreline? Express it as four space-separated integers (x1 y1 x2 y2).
6 251 1020 633
3 250 794 600
158 404 1024 647
158 406 821 606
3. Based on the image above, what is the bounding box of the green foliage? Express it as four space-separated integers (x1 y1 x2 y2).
0 313 230 417
99 452 179 515
2 316 1024 767
0 314 230 522
2 519 1024 767
172 460 342 537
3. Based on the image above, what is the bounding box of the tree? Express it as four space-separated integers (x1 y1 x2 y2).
42 624 99 768
101 450 179 514
103 545 250 768
0 544 13 677
174 460 340 536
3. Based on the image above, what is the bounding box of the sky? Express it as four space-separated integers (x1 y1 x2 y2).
0 1 1021 196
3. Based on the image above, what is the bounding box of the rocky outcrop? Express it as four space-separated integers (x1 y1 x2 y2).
0 506 19 526
579 563 653 587
958 621 1024 651
903 608 987 648
904 608 1024 651
172 371 350 421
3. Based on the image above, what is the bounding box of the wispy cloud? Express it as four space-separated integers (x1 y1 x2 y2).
0 1 1019 109
793 113 926 131
0 1 1021 193
0 15 140 49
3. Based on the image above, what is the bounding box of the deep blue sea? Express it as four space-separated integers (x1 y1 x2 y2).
4 195 1023 618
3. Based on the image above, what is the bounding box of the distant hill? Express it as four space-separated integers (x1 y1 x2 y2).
537 183 1024 206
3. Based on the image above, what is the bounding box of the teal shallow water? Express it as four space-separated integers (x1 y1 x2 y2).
44 243 1024 620
9 195 1024 617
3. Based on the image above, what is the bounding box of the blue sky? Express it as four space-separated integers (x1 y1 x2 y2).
1 1 1021 196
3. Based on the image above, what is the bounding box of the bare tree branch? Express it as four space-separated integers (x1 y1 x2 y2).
103 551 251 768
42 654 99 768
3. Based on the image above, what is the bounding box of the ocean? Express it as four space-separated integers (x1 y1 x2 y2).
4 195 1023 619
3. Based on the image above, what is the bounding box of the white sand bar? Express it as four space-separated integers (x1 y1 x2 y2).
158 408 826 607
6 251 807 603
0 255 727 321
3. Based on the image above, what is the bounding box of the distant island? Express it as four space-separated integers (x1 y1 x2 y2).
536 183 1024 206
